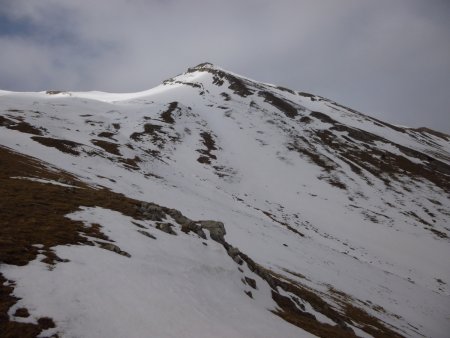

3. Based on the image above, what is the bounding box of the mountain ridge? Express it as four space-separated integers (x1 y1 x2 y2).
5 61 448 135
1 64 449 338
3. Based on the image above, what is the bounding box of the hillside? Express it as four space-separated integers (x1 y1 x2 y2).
1 63 449 337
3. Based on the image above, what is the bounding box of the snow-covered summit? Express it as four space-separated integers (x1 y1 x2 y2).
1 64 449 338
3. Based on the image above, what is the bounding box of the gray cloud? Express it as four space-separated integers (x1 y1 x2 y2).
0 0 449 132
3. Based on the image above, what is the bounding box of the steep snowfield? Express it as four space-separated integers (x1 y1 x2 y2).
1 63 449 337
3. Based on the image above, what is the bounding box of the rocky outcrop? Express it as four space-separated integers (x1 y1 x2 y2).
197 220 226 242
137 202 166 221
155 222 177 235
97 242 131 257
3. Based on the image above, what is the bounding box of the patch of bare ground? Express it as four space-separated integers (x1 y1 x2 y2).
310 111 336 125
211 165 235 179
427 227 448 239
131 125 158 140
45 90 65 95
276 86 296 95
31 136 82 156
260 210 304 237
160 102 178 124
0 145 172 265
196 131 217 165
223 243 404 338
1 274 56 338
298 92 317 101
328 287 405 337
0 145 189 336
91 139 121 156
97 131 117 140
31 134 141 171
413 127 450 141
0 139 412 337
307 112 450 193
220 92 231 101
259 91 298 118
300 116 312 124
0 115 46 136
324 100 407 134
287 139 336 173
130 123 178 150
119 156 142 170
282 268 307 280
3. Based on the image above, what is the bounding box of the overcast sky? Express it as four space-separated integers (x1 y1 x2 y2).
1 0 449 132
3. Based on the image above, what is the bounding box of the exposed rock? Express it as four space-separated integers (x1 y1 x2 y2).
138 202 166 221
233 255 244 265
259 91 298 118
97 242 131 257
245 290 253 298
160 102 178 124
310 111 337 125
245 276 257 289
227 246 240 257
227 246 243 264
137 230 156 239
196 131 218 165
180 221 207 239
166 209 192 226
155 222 177 235
197 220 226 242
187 63 253 97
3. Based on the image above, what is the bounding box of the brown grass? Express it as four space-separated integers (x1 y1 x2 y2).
0 275 45 338
91 139 121 156
97 131 117 140
130 123 168 148
305 112 450 199
160 102 178 124
0 145 188 336
0 116 45 136
31 136 82 155
223 243 404 338
287 140 336 173
0 133 414 337
298 92 316 100
259 91 298 118
196 131 217 164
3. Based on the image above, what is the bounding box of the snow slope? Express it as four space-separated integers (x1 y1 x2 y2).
1 63 449 337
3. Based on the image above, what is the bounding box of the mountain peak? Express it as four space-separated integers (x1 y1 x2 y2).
187 62 216 72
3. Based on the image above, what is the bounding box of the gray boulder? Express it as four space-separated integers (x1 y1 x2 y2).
198 220 226 242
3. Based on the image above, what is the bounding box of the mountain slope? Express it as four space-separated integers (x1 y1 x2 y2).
1 63 449 338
